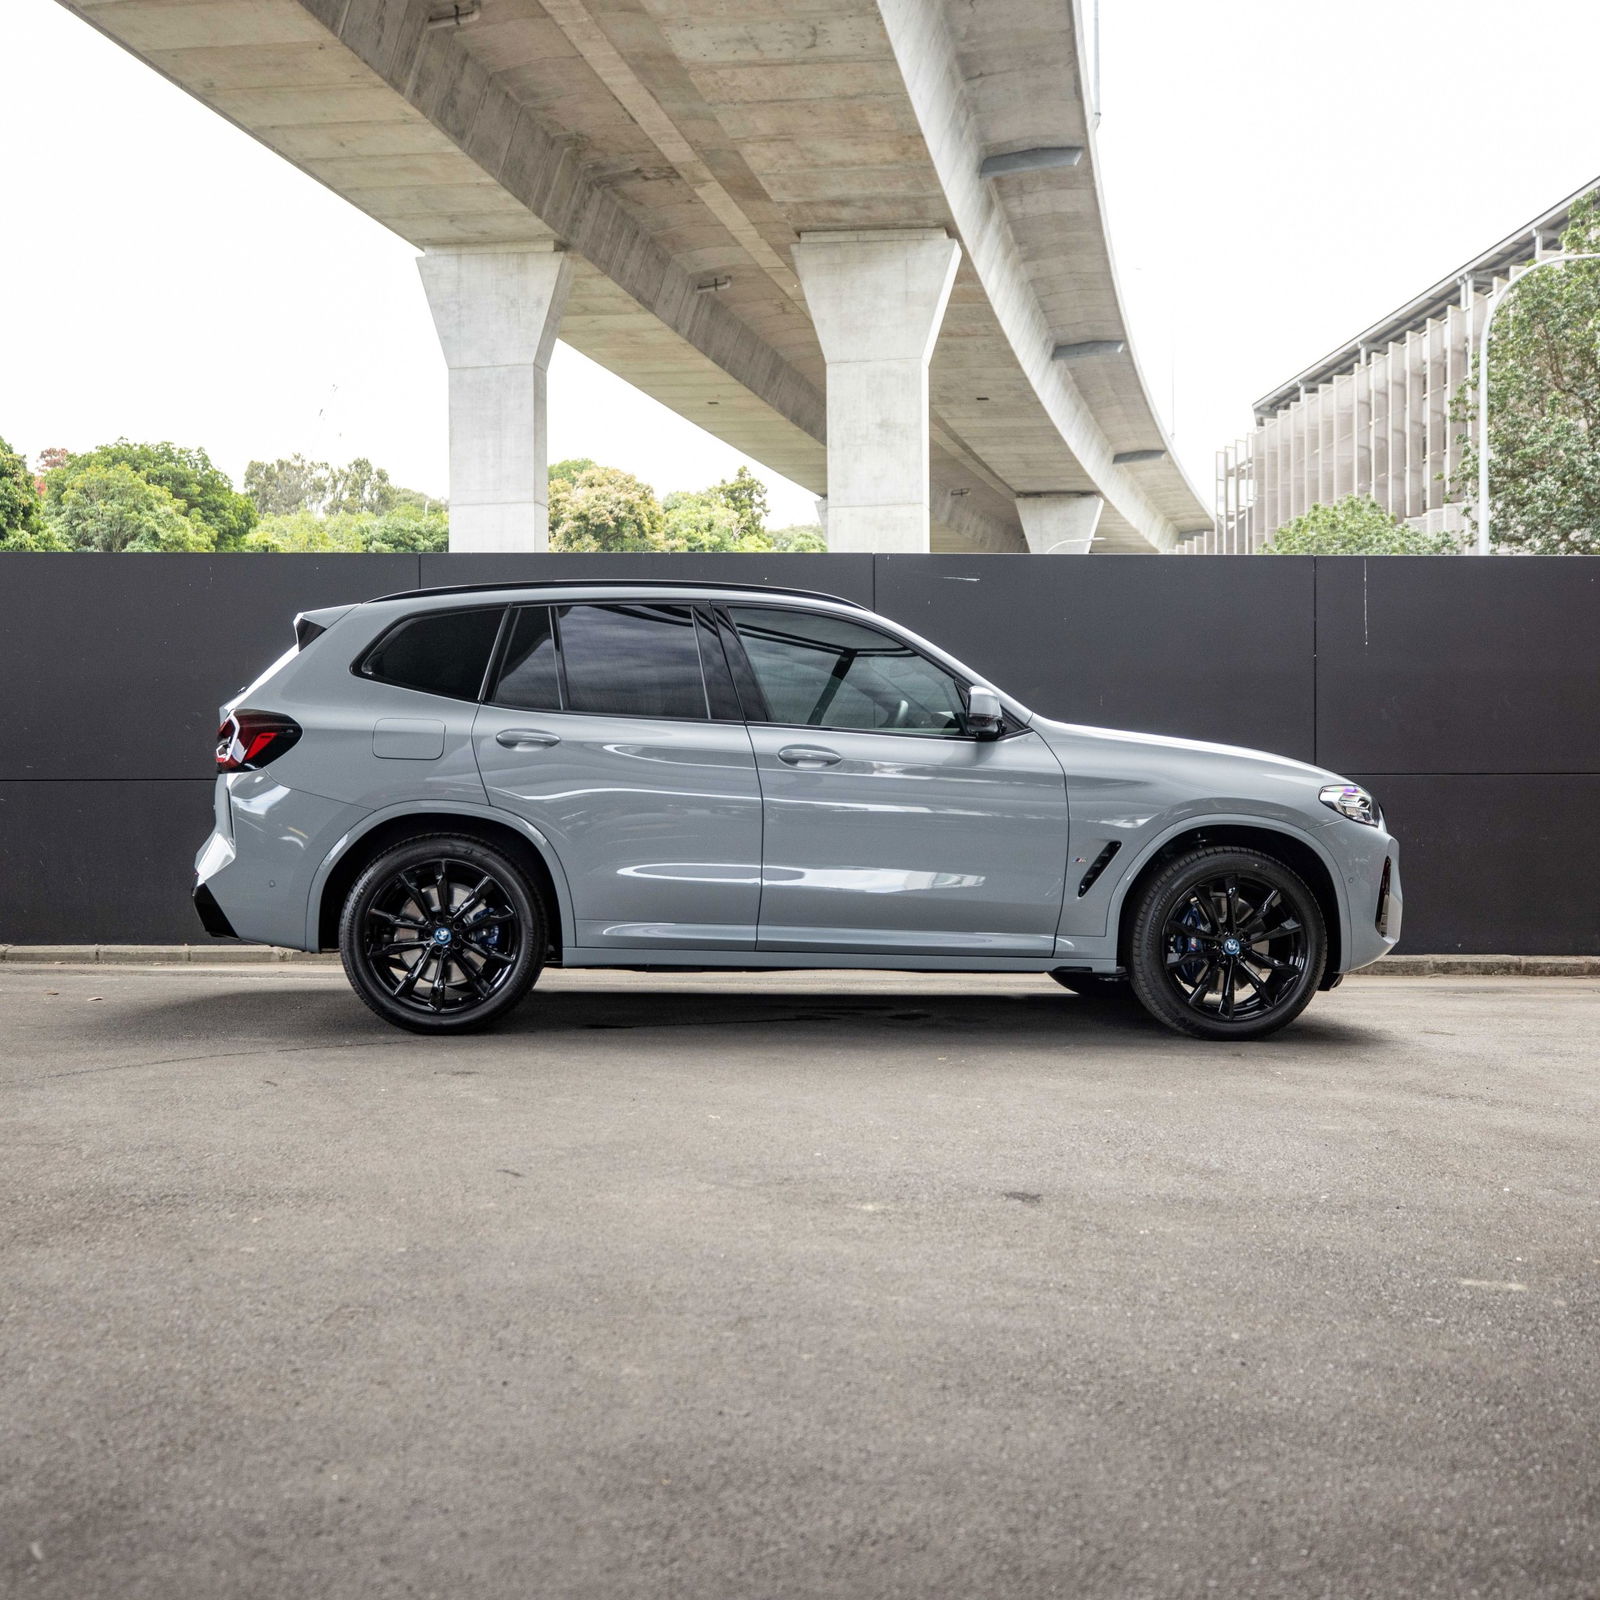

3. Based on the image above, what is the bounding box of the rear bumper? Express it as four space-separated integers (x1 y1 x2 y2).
192 883 238 940
193 775 372 952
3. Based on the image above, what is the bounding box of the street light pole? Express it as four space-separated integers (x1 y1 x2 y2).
1474 251 1600 555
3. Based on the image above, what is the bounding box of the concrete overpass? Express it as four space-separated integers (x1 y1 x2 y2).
59 0 1212 553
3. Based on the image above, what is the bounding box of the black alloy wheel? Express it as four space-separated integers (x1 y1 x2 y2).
1127 846 1326 1040
339 834 545 1033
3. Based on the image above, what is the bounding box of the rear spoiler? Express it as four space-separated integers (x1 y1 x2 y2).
293 604 355 650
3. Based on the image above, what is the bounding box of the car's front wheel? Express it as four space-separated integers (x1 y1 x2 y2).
1126 846 1326 1040
339 833 545 1033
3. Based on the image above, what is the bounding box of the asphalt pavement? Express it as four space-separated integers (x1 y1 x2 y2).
4 965 1598 1599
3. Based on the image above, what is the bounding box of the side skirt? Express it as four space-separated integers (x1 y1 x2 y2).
559 946 1119 975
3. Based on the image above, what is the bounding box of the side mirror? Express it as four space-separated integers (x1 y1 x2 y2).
963 685 1004 741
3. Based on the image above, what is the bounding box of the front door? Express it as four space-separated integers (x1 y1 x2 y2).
722 605 1072 955
474 601 762 950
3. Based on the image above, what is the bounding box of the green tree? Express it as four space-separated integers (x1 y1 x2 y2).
712 464 769 541
660 487 747 551
550 465 664 552
549 457 597 491
364 502 449 553
243 455 331 517
0 436 61 551
1260 495 1459 555
48 462 216 551
46 440 256 548
326 456 401 516
244 504 449 553
242 510 357 552
1451 193 1600 553
765 523 827 553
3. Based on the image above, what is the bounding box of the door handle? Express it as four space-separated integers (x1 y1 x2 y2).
777 744 842 769
495 728 561 749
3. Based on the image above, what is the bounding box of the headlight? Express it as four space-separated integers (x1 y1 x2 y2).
1319 782 1379 827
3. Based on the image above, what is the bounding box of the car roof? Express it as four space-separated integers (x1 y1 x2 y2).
365 579 866 610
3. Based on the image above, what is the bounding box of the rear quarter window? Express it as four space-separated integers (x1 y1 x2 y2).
358 607 504 702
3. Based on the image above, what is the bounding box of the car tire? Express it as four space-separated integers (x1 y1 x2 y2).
1126 845 1326 1041
339 833 546 1034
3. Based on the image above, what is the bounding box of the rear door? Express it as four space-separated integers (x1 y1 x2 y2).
473 601 762 952
721 605 1071 956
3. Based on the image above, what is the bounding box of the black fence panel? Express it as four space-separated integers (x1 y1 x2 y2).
0 780 216 945
0 553 419 781
1315 556 1600 776
0 552 1595 952
1351 774 1600 955
874 555 1317 762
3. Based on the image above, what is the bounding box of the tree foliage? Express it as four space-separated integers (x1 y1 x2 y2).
658 467 813 552
49 462 217 552
243 504 449 554
548 457 597 490
1260 494 1459 555
661 487 747 551
46 440 256 549
1452 193 1600 553
765 523 828 553
717 465 769 541
0 435 58 551
3 436 815 556
243 453 432 519
550 465 666 552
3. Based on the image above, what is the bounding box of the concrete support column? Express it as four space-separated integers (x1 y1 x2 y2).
791 229 960 553
1017 494 1104 554
417 245 572 553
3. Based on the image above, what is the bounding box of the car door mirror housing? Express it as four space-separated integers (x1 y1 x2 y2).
963 686 1004 740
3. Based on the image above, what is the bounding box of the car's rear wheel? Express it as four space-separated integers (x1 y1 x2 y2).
1126 846 1326 1040
339 834 545 1033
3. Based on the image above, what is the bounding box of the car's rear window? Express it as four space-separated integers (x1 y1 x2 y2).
555 603 709 720
359 607 503 702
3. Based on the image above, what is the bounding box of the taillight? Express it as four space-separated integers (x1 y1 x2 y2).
217 710 302 772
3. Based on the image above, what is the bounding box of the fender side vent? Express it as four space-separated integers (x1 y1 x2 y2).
1077 840 1122 897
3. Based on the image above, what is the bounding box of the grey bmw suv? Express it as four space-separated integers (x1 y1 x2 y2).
194 580 1400 1040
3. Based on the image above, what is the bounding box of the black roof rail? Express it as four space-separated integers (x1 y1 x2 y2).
363 577 867 609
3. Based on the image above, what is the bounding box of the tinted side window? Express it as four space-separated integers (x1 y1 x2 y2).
558 603 708 720
493 606 562 711
726 606 967 735
360 607 503 702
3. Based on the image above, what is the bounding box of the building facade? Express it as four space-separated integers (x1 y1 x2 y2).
1207 181 1596 553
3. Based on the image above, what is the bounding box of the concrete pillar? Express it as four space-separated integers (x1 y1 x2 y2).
1017 494 1103 554
791 229 960 553
417 244 573 553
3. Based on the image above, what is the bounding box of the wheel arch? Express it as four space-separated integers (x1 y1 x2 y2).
1106 819 1345 987
306 802 572 958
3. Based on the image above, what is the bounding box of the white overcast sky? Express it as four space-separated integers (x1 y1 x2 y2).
2 0 1596 523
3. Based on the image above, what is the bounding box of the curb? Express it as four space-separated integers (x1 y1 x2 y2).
0 945 338 965
1352 955 1600 977
0 948 1596 976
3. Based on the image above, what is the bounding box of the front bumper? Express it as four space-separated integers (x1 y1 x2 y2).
1340 831 1402 973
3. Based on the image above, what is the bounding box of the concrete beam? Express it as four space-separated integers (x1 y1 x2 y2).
417 245 571 552
792 229 961 554
1017 494 1104 555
